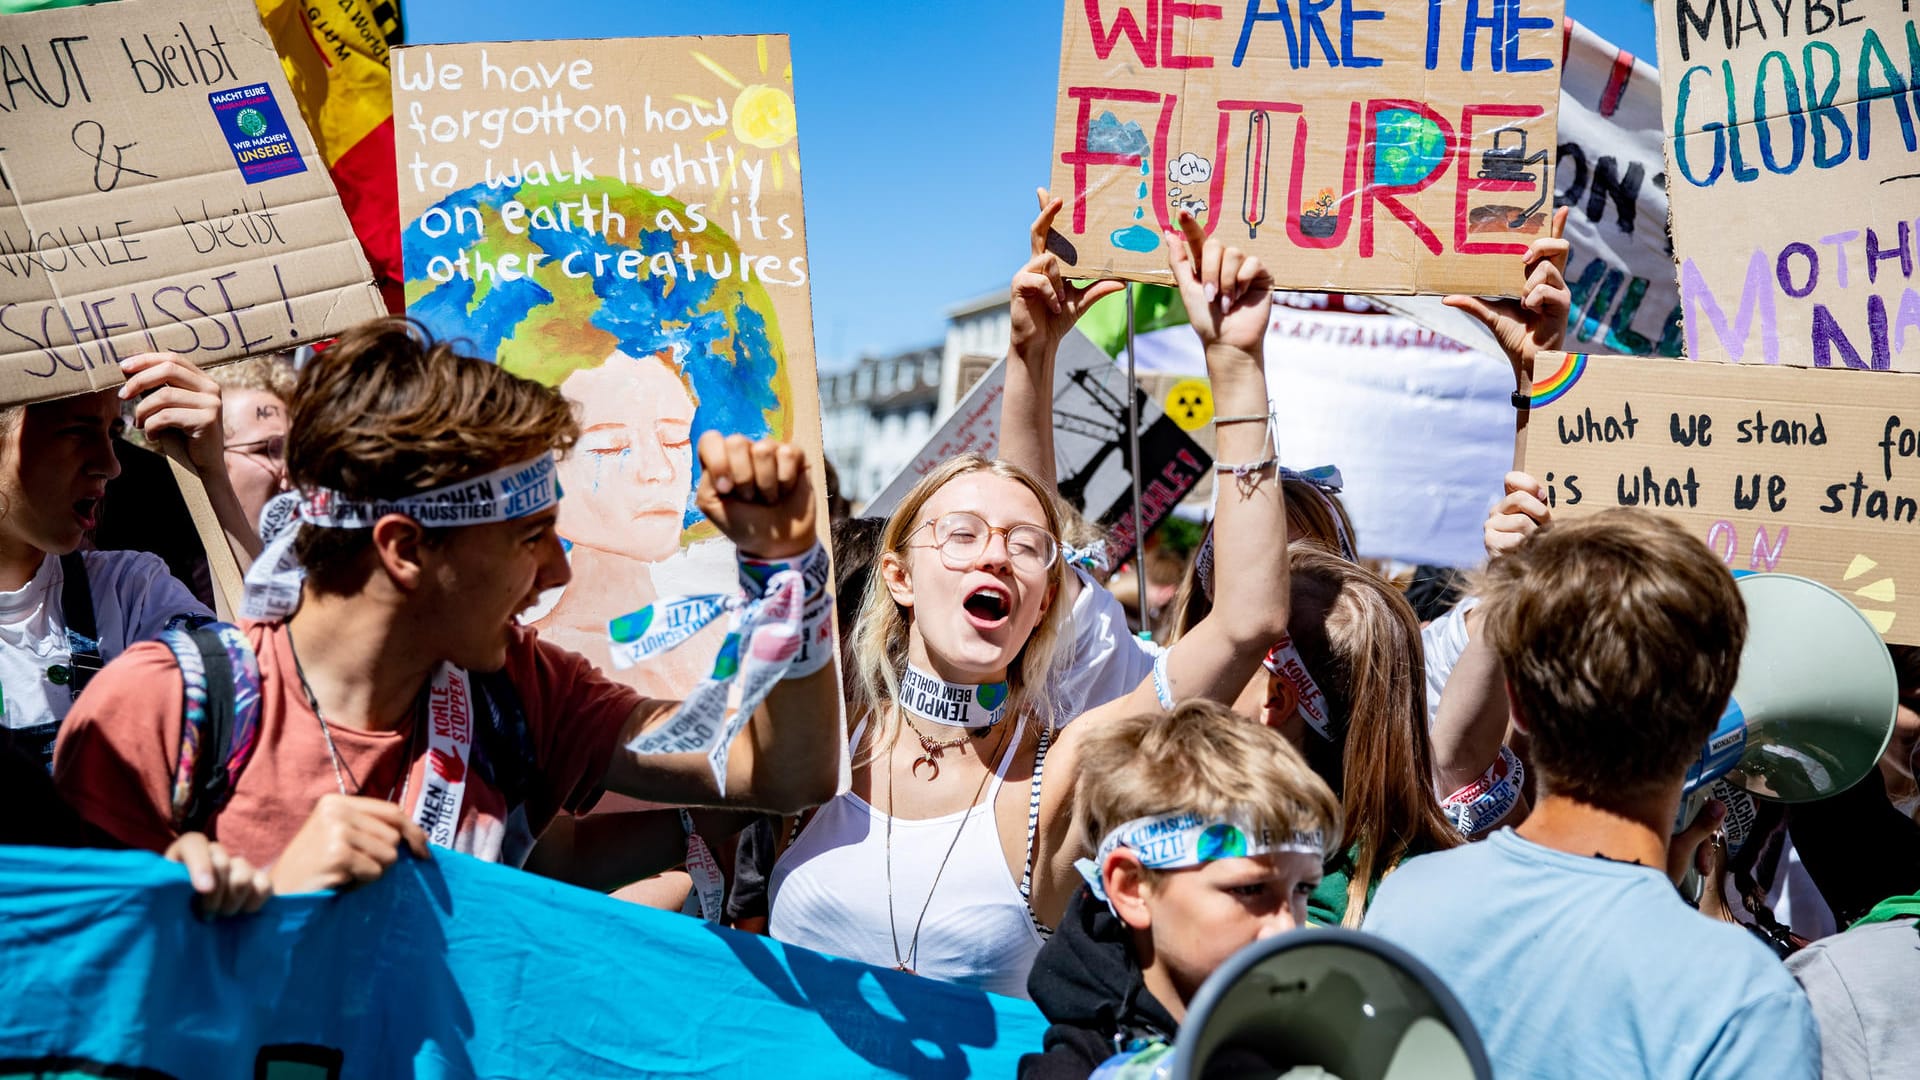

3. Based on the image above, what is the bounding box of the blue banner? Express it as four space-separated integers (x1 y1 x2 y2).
0 847 1045 1078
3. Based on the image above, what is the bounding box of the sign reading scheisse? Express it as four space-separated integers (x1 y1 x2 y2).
1523 351 1920 644
0 0 383 406
1655 0 1920 370
1050 0 1564 296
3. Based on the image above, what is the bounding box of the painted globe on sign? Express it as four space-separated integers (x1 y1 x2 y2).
1371 108 1448 188
402 175 791 535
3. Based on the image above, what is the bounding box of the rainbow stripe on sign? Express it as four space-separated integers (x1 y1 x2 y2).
1529 353 1589 407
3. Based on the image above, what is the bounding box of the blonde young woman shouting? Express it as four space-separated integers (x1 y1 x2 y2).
768 214 1292 997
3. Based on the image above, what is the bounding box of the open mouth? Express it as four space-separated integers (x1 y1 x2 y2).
73 498 100 530
962 585 1012 628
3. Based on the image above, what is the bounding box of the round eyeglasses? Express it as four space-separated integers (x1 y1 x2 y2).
907 511 1059 574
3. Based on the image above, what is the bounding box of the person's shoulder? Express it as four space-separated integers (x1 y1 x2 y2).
59 637 186 757
505 623 648 712
1790 917 1920 976
79 550 211 624
79 548 176 591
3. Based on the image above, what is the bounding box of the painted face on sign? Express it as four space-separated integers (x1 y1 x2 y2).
555 352 697 563
886 472 1057 683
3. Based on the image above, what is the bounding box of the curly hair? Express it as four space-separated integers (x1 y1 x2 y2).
288 318 579 593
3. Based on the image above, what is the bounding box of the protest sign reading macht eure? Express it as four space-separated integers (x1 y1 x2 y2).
0 0 383 405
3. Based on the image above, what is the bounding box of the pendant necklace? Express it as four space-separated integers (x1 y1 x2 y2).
289 630 413 807
904 717 976 781
886 715 1010 974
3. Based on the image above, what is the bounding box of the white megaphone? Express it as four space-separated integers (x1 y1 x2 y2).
1165 927 1491 1080
1680 572 1899 813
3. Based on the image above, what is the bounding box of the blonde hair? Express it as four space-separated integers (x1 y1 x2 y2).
210 354 298 402
850 454 1070 757
1075 699 1342 883
1287 545 1459 925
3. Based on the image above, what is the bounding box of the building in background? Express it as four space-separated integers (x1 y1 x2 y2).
940 288 1011 413
820 345 943 506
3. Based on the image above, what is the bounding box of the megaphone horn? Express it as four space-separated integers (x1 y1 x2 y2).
1682 572 1899 805
1166 927 1492 1080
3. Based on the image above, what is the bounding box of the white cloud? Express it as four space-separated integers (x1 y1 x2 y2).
1167 152 1212 185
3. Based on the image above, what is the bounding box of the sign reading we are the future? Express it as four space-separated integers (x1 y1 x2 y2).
1656 0 1920 369
1050 0 1565 296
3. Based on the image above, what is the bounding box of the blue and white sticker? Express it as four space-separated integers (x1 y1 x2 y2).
208 82 306 184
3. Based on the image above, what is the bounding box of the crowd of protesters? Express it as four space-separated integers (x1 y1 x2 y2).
0 199 1913 1080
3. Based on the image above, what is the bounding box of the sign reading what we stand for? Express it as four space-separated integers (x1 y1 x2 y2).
1656 0 1920 369
1050 0 1565 296
0 0 382 406
1524 351 1920 644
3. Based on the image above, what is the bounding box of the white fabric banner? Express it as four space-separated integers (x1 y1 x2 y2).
1553 19 1680 357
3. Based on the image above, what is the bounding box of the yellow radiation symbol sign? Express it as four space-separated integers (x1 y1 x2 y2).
1165 378 1214 431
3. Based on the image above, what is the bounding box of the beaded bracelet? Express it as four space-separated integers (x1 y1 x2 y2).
1215 455 1279 481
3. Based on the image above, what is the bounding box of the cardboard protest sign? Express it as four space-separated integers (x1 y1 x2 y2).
0 0 384 406
1655 1 1920 369
1049 0 1564 296
866 330 1209 566
1559 20 1684 357
1523 351 1920 642
395 35 827 700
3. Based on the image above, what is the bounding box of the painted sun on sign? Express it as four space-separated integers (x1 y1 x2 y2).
691 37 800 202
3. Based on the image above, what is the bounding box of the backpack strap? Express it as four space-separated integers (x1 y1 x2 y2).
164 623 262 837
57 551 103 698
469 668 536 814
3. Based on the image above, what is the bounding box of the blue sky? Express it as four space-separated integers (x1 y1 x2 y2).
406 1 1658 370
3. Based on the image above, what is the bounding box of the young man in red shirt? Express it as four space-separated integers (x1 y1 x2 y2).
55 319 839 894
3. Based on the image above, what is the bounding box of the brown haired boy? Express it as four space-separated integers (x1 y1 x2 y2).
54 319 839 894
1021 699 1339 1079
1362 509 1818 1078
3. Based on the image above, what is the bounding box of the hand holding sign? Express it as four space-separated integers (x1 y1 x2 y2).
1009 191 1126 364
696 433 816 561
1484 471 1552 559
118 352 228 476
1444 206 1572 377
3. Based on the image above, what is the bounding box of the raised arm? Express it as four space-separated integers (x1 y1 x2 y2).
1032 215 1287 923
603 434 841 813
1427 215 1571 831
999 190 1125 487
1079 211 1288 715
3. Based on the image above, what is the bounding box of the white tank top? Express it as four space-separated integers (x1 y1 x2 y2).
768 715 1051 999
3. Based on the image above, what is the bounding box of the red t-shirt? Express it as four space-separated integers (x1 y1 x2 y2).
53 621 643 869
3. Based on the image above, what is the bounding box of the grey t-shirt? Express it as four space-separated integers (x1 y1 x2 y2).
1788 918 1920 1079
